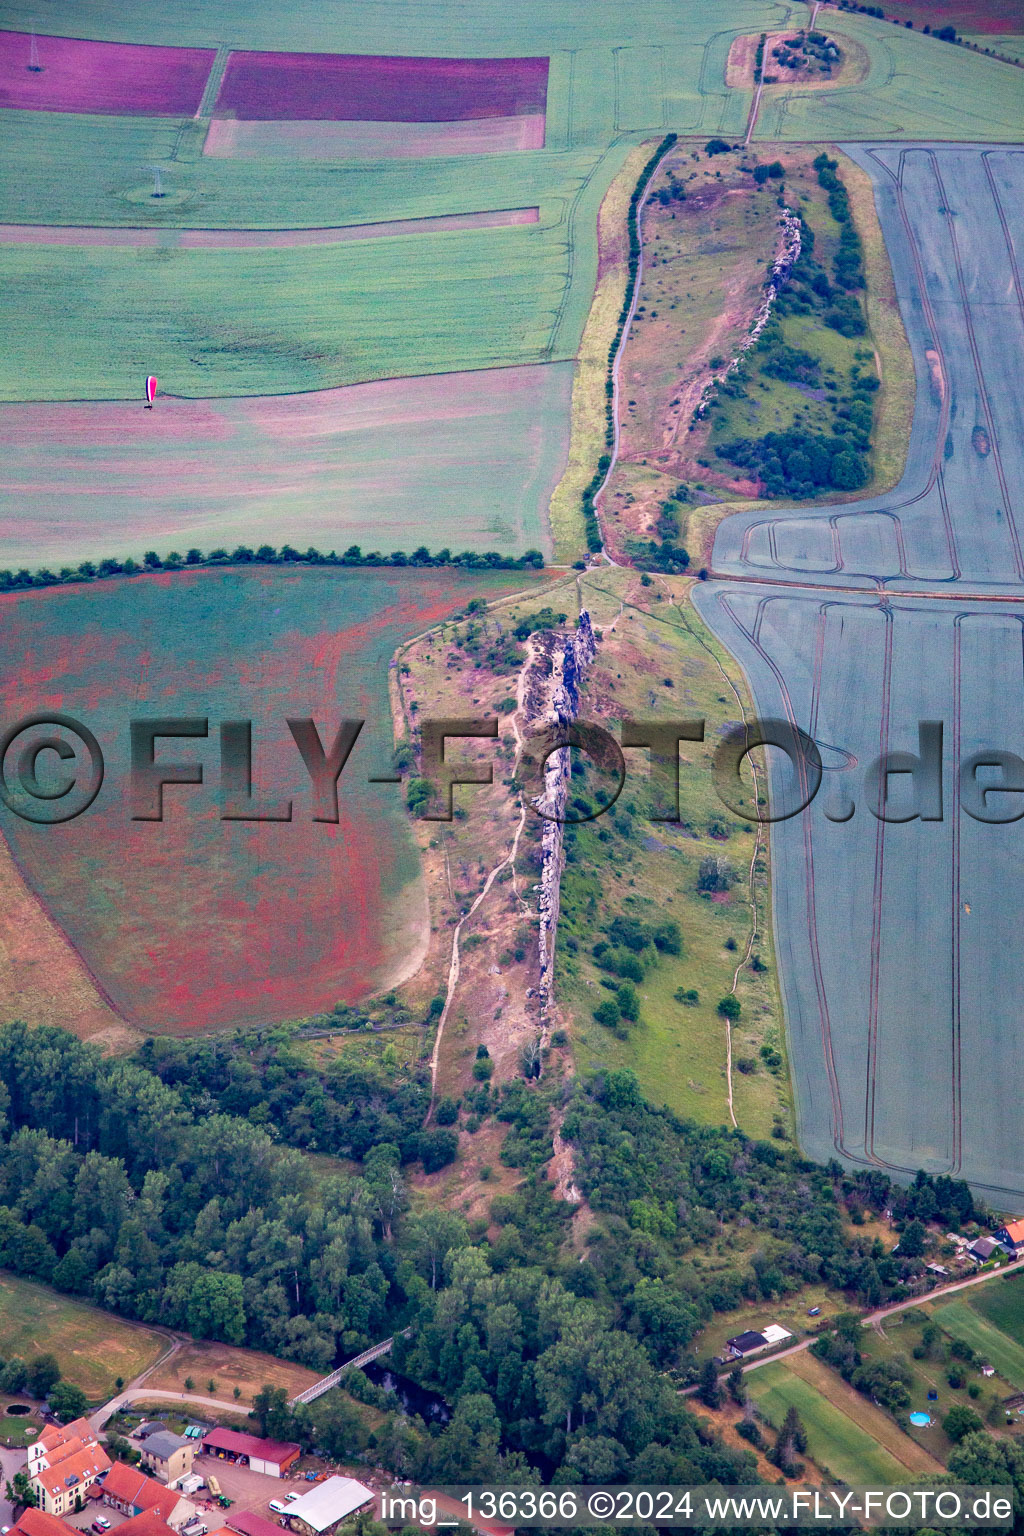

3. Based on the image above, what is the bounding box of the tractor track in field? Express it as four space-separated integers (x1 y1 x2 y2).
692 145 1024 1193
0 207 539 249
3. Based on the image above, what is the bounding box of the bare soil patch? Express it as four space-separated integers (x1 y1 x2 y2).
147 1339 319 1406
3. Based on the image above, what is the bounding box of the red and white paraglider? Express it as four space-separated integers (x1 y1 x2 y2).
144 375 157 409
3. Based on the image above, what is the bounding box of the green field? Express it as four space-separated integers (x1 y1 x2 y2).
932 1297 1024 1391
746 1361 908 1484
0 222 572 400
968 1271 1024 1345
0 0 1020 411
0 1271 164 1399
967 34 1024 63
752 13 1024 141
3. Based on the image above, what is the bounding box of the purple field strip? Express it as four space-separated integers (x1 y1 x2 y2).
214 50 549 122
0 30 215 116
0 208 540 247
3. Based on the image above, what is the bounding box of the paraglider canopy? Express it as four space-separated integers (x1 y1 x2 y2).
145 375 157 408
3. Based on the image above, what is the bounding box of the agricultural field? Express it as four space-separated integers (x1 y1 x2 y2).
696 145 1024 1202
0 1272 165 1399
963 1269 1024 1345
0 363 573 568
0 222 571 400
745 1358 910 1483
0 31 215 115
931 1299 1024 1392
553 570 789 1138
0 567 537 1034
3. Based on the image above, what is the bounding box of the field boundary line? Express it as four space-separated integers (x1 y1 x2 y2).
195 44 231 120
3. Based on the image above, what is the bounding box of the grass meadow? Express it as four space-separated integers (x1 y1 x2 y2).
0 1272 164 1399
556 571 789 1138
967 1270 1024 1346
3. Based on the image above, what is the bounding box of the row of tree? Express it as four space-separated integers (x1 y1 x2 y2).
0 544 544 595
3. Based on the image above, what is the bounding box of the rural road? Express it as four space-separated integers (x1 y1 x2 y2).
682 1254 1024 1394
90 1386 245 1431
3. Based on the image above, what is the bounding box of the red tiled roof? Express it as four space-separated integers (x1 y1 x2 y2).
34 1443 111 1499
202 1429 300 1465
101 1463 177 1515
13 1510 76 1536
118 1512 177 1536
227 1512 286 1536
36 1420 97 1458
1004 1219 1024 1243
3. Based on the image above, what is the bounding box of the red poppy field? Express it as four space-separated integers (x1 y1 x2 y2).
0 567 534 1034
0 31 215 115
213 50 548 122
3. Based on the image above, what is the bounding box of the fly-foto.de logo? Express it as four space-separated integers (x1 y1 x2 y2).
0 713 1019 827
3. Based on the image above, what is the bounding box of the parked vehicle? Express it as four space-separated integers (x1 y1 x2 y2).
269 1502 287 1514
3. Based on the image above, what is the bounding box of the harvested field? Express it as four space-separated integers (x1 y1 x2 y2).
0 363 572 568
0 208 539 247
0 567 535 1033
0 823 129 1044
146 1340 318 1406
0 30 213 115
214 51 548 121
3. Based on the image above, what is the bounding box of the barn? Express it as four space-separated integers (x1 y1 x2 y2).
200 1430 300 1479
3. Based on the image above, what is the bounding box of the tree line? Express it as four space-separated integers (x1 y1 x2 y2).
0 544 544 595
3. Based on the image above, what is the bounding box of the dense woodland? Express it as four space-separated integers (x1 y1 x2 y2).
0 1020 1018 1532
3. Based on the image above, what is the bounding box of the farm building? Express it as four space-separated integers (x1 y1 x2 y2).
141 1431 195 1486
226 1513 285 1536
282 1477 374 1536
201 1428 300 1478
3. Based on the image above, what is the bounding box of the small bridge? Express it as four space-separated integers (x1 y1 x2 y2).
290 1330 410 1406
